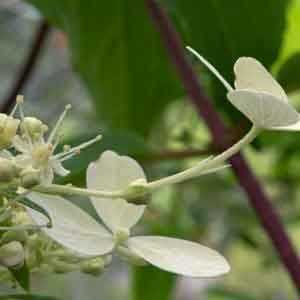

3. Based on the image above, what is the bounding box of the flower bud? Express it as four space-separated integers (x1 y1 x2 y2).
20 117 47 139
0 241 25 268
80 257 107 277
0 114 20 149
123 178 149 204
0 230 28 245
114 228 130 245
20 166 41 188
51 260 75 274
0 157 18 182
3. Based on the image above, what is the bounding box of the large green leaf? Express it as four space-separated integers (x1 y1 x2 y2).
275 0 300 69
171 0 289 118
27 0 182 137
277 52 300 92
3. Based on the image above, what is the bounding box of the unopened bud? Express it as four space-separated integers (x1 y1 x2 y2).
114 228 130 245
21 117 46 139
1 230 28 245
0 241 25 268
20 166 41 188
51 260 75 274
0 157 18 182
123 178 149 204
80 257 107 276
0 114 20 149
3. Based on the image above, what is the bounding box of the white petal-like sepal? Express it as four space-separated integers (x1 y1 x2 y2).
27 192 114 257
234 57 288 101
227 90 299 128
87 150 146 233
269 119 300 131
127 236 230 277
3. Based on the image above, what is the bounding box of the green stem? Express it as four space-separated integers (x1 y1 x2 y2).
147 125 260 189
34 126 260 200
33 184 124 199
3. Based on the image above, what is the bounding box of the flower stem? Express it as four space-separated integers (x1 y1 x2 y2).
33 184 123 199
147 125 260 189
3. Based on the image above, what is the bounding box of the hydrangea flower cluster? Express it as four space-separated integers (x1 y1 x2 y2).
0 47 297 290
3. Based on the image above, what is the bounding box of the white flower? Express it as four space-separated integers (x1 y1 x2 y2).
12 103 101 184
187 46 300 131
26 151 230 277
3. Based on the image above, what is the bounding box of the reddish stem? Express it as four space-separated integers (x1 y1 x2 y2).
1 20 50 113
145 0 300 292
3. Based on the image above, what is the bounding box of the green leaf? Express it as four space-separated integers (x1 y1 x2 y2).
275 0 300 69
277 52 300 92
9 262 30 292
0 295 58 300
26 0 182 137
171 0 289 118
17 197 52 228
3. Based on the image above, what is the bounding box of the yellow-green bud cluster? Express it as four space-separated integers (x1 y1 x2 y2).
0 114 20 149
20 117 48 139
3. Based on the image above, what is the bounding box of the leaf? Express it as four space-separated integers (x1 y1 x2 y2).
274 0 300 69
9 262 30 291
26 0 182 137
172 0 289 118
0 295 58 300
277 52 300 92
17 197 52 228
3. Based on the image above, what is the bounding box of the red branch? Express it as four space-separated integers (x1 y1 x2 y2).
145 0 300 292
0 20 50 113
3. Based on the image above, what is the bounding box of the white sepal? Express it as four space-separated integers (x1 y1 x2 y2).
87 150 146 233
234 57 288 102
127 236 230 278
227 90 299 128
27 192 114 257
268 120 300 131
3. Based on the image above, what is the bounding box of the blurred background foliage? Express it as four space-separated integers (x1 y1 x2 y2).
1 0 300 299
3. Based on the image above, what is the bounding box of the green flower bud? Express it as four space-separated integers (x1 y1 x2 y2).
0 158 18 182
80 257 107 277
114 228 130 245
20 117 48 139
123 178 149 204
0 114 20 149
20 166 41 188
0 230 28 245
51 260 76 274
0 241 25 268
